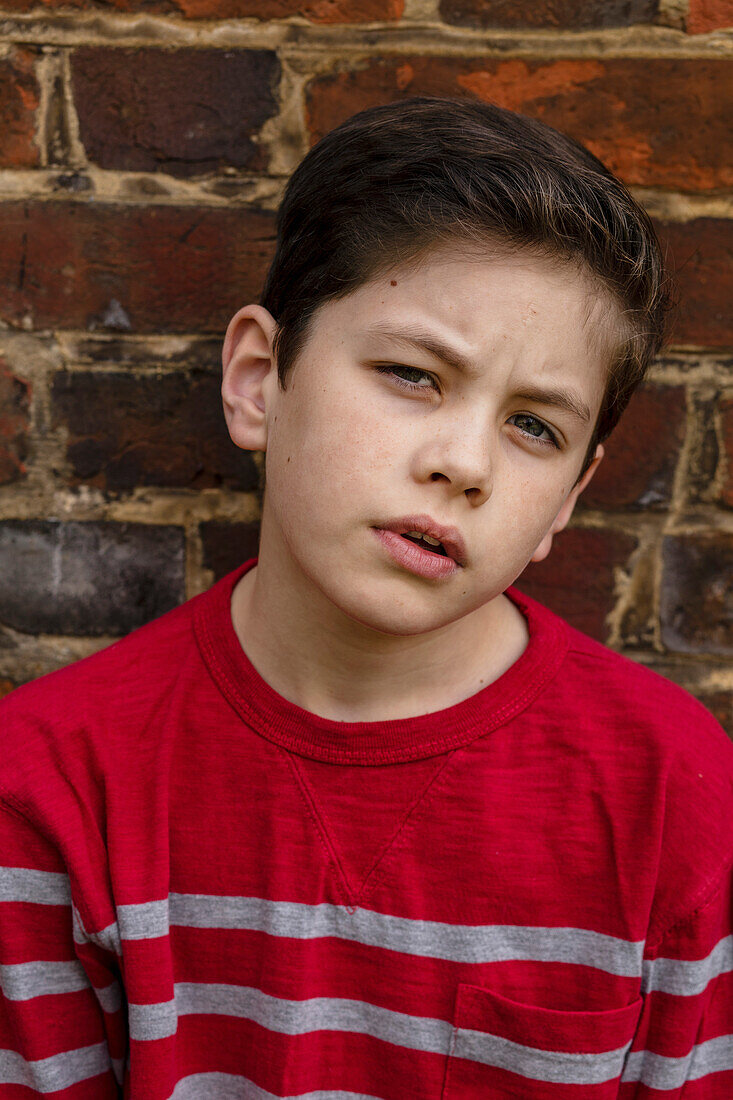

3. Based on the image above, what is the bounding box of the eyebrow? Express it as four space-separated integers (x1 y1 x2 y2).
365 324 593 424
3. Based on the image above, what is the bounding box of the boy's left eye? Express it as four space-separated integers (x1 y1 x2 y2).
376 365 438 391
508 413 559 447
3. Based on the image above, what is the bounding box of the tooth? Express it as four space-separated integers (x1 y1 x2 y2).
422 535 441 546
406 531 423 538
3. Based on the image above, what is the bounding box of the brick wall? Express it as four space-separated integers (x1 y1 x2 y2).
0 0 731 734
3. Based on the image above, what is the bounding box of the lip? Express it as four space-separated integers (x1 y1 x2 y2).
374 515 467 567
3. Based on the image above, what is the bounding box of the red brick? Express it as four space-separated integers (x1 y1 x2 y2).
721 396 733 508
201 521 261 582
0 0 402 20
0 47 40 169
0 358 30 484
306 57 732 191
440 0 657 29
687 0 732 32
655 220 733 348
581 385 686 511
52 370 258 493
0 202 274 334
0 520 184 636
660 533 733 655
0 677 17 698
515 526 636 641
71 49 278 177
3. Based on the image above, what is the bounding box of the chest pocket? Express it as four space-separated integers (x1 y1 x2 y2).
442 983 643 1099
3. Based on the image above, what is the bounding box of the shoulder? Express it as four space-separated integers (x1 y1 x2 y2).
0 589 203 811
565 619 731 765
515 589 733 937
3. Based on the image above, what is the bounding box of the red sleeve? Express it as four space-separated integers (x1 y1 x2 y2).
622 870 733 1097
0 802 124 1098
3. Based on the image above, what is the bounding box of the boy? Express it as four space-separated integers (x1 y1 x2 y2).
0 97 731 1099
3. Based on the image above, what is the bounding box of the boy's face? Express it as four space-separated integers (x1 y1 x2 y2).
227 247 609 637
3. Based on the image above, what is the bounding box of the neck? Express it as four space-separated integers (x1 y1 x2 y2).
230 543 528 725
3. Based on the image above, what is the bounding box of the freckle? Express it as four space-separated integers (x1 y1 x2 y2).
287 456 291 463
390 280 397 287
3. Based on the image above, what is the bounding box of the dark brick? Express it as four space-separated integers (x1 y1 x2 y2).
0 47 40 169
687 0 732 32
52 370 258 493
655 220 733 348
685 391 720 505
440 0 657 30
660 534 733 655
581 384 686 511
0 202 274 333
515 526 636 641
306 57 732 191
0 0 403 20
0 358 30 484
0 521 184 636
71 49 279 177
720 397 733 509
201 521 260 582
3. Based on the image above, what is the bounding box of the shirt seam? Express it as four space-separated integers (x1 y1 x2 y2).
645 852 733 954
0 788 100 939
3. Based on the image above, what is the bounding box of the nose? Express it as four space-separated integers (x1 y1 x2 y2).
412 415 493 506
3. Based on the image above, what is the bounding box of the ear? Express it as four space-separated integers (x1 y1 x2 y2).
221 304 278 452
530 444 604 564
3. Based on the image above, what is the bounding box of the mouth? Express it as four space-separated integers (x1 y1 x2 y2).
400 531 449 557
375 516 467 567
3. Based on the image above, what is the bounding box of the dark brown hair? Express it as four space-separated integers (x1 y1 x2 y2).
261 97 673 473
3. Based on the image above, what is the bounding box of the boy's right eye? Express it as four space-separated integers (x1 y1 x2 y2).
375 364 439 392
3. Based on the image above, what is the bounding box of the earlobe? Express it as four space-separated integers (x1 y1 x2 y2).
530 444 604 564
221 305 278 453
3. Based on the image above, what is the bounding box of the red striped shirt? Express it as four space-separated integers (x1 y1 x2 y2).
1 559 731 1098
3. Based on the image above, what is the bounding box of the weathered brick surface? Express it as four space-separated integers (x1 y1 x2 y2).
687 0 732 32
0 0 403 20
440 0 658 30
0 47 40 169
655 220 733 348
660 534 733 655
52 370 258 492
581 384 686 511
201 521 261 582
0 521 184 636
306 58 732 191
71 49 279 177
516 527 637 642
0 358 30 485
721 397 733 509
0 202 275 333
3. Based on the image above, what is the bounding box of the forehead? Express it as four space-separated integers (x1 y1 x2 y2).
309 246 613 403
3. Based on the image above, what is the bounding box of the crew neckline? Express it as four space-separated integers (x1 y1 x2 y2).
194 559 569 765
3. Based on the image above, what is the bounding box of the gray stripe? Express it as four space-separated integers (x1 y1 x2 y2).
170 1073 383 1100
0 1041 112 1093
118 897 169 940
0 865 70 905
129 983 452 1052
642 935 733 996
129 997 178 1041
166 895 643 977
623 1033 733 1089
94 979 124 1014
72 903 122 956
0 959 90 1001
454 1026 633 1086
